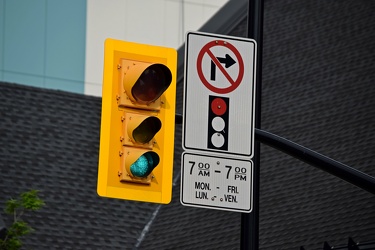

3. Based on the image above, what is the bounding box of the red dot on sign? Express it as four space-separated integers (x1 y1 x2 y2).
211 98 227 116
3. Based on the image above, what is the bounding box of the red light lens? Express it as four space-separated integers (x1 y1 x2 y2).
132 64 172 104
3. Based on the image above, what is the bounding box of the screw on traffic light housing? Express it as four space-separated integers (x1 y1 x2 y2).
97 39 176 204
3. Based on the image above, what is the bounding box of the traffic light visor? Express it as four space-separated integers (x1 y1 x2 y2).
130 151 160 178
131 64 172 104
132 116 162 144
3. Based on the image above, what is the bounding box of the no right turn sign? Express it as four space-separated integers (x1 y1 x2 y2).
182 31 257 158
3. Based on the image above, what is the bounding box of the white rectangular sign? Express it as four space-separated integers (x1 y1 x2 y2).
180 152 253 213
182 31 257 158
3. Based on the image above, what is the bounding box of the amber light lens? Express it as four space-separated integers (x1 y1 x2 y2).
131 64 172 104
132 117 162 144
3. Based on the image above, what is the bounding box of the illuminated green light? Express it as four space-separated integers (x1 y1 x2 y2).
130 152 160 178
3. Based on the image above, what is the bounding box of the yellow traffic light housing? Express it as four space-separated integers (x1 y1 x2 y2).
97 39 176 204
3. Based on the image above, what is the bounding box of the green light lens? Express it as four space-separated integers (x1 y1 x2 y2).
130 152 160 178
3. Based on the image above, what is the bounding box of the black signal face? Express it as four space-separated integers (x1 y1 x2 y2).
207 95 229 151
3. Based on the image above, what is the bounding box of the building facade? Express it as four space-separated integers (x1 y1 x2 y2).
0 0 228 96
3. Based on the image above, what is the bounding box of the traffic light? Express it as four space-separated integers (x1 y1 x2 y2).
97 39 177 204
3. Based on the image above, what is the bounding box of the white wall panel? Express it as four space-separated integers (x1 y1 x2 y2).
183 2 204 34
84 0 126 96
163 1 181 48
84 0 228 96
125 0 164 46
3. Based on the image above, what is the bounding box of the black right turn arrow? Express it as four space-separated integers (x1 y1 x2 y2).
211 54 236 81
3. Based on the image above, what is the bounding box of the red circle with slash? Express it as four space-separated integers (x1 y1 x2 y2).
197 40 244 94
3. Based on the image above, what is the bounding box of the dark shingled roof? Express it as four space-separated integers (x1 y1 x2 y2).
1 0 375 249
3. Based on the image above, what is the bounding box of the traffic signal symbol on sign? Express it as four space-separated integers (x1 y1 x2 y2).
207 95 229 151
97 39 176 204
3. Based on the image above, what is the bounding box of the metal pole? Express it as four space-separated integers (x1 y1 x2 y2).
241 0 263 249
254 128 375 195
176 114 375 195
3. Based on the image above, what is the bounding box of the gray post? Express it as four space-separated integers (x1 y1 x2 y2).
241 0 263 249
